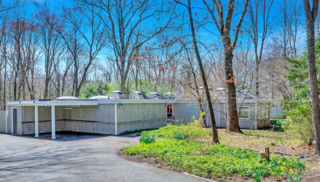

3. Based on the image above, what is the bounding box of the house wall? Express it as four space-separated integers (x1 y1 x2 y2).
218 103 270 129
219 103 259 129
172 101 220 126
116 103 167 134
0 111 6 133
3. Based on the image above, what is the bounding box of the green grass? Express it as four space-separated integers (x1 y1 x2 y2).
123 139 302 179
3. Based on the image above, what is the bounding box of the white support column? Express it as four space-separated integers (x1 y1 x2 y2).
114 102 118 135
5 106 7 133
35 105 39 137
51 105 56 139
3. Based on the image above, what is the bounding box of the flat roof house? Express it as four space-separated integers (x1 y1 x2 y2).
4 89 274 139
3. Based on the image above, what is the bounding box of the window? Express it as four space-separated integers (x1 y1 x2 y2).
239 107 249 119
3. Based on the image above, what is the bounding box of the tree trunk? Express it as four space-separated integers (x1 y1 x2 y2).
13 71 17 100
224 49 241 132
302 0 320 155
199 99 207 128
305 20 320 155
255 62 259 96
44 77 49 99
187 0 219 143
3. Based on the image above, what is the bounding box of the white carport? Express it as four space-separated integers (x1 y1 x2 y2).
6 99 99 139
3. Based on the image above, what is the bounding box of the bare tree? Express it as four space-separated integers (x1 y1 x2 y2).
175 0 220 143
202 0 249 132
302 0 320 155
58 3 108 96
79 0 177 94
36 5 64 99
244 0 274 96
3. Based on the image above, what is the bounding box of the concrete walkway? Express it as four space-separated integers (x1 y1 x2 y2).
0 133 208 182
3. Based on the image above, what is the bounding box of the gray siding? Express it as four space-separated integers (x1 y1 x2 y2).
173 101 220 126
0 111 6 133
117 103 166 134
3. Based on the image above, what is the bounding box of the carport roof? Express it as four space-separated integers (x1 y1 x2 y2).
6 98 179 106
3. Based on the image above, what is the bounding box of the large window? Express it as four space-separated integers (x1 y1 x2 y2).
239 107 249 119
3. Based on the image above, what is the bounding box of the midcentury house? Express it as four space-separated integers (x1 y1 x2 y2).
4 89 274 139
173 88 273 129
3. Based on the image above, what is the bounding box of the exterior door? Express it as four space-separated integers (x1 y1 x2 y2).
12 108 17 134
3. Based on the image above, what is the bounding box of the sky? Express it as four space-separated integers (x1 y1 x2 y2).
27 0 309 73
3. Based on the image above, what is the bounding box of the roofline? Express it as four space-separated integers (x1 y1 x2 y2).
6 98 276 107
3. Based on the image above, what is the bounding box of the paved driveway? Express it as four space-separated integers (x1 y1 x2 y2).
0 133 208 182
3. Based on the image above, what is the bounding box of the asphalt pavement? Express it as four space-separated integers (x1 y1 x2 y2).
0 132 208 182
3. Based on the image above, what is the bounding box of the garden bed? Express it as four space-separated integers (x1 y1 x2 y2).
119 126 320 181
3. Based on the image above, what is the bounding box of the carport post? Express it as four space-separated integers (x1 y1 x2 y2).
35 105 39 137
51 105 56 139
5 105 7 133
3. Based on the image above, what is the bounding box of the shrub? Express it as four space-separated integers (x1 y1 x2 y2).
142 114 211 141
285 104 314 145
173 130 185 140
139 133 156 144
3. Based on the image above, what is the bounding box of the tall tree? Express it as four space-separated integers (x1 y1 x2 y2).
202 0 249 132
301 0 320 155
79 0 176 94
58 3 108 97
175 0 220 143
245 0 274 96
36 5 64 99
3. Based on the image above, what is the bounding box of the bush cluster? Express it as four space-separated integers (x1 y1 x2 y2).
142 125 211 140
139 133 156 144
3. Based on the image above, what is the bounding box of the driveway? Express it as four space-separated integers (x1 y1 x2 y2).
0 132 208 182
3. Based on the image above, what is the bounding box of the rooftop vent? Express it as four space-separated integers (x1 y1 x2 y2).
199 86 212 90
176 92 184 98
129 91 148 99
56 96 79 100
162 92 175 100
88 95 114 100
108 91 127 99
214 88 225 91
147 92 162 99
